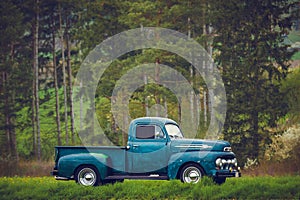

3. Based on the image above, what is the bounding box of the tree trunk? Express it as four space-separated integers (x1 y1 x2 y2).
155 58 160 117
3 72 11 156
80 81 83 130
144 74 149 116
9 113 17 160
122 89 128 146
188 16 195 126
66 18 75 145
3 71 17 160
164 96 168 118
31 73 36 157
122 114 128 146
59 3 69 145
196 93 200 126
203 91 207 126
9 44 18 160
190 65 194 125
33 0 41 160
251 68 260 159
178 97 182 124
52 15 61 146
207 28 214 132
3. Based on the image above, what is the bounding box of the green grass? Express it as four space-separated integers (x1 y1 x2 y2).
0 176 299 200
289 30 300 61
289 31 300 43
292 51 300 60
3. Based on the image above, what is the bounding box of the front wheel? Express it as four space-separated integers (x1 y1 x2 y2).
180 163 203 184
75 165 101 186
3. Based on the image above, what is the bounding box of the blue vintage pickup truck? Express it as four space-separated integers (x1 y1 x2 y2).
51 117 240 186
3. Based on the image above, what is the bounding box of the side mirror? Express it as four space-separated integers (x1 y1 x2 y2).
155 131 165 139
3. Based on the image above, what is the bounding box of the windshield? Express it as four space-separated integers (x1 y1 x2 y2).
165 124 184 139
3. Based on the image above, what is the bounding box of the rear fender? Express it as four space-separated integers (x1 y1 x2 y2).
57 153 109 180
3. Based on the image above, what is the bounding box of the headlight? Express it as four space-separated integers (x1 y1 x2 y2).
223 146 232 152
233 158 238 166
215 158 222 166
216 158 238 168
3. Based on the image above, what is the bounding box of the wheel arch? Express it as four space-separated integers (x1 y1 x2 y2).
176 161 206 179
74 164 102 186
73 163 108 181
74 164 98 177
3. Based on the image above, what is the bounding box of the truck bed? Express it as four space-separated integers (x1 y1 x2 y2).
55 146 127 173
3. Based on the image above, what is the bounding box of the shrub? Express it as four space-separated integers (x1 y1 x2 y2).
264 125 300 161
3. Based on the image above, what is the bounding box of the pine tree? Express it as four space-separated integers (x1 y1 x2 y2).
0 1 31 160
210 0 296 164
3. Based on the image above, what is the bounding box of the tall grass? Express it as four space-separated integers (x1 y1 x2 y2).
0 176 299 200
243 160 300 176
0 160 53 177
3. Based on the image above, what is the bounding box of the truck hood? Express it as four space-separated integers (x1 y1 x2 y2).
170 138 231 152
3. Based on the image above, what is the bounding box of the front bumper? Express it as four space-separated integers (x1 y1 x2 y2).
215 170 241 178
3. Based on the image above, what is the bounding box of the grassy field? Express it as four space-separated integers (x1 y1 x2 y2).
289 30 300 60
0 176 299 200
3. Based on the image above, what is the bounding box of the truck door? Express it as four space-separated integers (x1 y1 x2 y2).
128 124 169 174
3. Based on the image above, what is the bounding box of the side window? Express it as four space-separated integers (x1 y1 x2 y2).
136 125 165 139
136 125 155 139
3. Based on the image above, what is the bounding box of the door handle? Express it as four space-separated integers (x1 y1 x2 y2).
133 144 139 148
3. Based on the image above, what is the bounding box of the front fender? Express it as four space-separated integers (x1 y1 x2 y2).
57 153 109 180
167 151 236 179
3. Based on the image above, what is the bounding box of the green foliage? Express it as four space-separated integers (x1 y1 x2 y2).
0 0 299 166
0 176 300 199
94 47 208 145
281 68 300 119
16 88 82 160
265 125 300 162
0 0 32 158
210 0 297 165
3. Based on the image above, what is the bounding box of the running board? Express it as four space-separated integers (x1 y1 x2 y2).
55 176 71 181
105 174 169 180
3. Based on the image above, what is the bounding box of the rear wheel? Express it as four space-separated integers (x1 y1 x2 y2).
75 165 101 186
180 163 203 184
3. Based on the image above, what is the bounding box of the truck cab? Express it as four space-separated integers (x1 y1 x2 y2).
52 117 240 186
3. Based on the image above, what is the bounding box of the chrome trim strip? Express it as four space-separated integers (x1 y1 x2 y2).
175 144 212 148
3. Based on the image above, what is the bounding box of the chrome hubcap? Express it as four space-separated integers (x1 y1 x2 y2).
183 167 201 183
78 168 97 186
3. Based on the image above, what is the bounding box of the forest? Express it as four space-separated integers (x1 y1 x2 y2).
0 0 300 175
